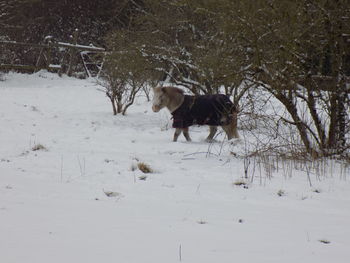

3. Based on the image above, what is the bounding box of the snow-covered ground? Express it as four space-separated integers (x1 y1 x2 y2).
1 72 349 263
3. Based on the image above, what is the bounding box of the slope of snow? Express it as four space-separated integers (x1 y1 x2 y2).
1 71 349 263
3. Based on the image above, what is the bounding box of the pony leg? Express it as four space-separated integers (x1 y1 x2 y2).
173 128 182 142
222 110 239 140
183 128 191 142
206 126 218 142
222 122 239 140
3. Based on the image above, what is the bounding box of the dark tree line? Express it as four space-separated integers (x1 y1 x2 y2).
1 0 143 74
1 0 141 45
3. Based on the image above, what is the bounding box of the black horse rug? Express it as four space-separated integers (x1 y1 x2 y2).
171 94 236 128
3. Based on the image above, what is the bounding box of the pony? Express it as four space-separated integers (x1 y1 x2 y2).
152 86 239 142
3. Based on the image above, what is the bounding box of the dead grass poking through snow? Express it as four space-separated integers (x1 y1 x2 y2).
137 162 153 174
31 143 47 151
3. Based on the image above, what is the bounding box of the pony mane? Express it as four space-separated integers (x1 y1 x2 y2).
163 86 184 95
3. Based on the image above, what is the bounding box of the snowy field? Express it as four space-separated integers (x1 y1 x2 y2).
1 71 349 263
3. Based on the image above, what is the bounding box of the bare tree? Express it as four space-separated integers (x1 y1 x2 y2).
99 56 142 116
100 31 161 115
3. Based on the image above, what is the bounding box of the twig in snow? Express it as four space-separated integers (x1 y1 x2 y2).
77 155 86 176
60 155 63 182
179 244 182 262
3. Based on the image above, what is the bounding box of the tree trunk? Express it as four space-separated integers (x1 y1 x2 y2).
328 87 347 153
276 91 317 157
106 92 117 115
110 96 117 115
306 90 326 151
116 96 123 114
337 90 347 149
327 93 338 150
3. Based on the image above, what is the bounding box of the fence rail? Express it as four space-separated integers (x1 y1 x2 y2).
0 33 105 77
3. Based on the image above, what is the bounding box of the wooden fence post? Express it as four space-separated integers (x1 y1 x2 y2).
67 29 79 77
